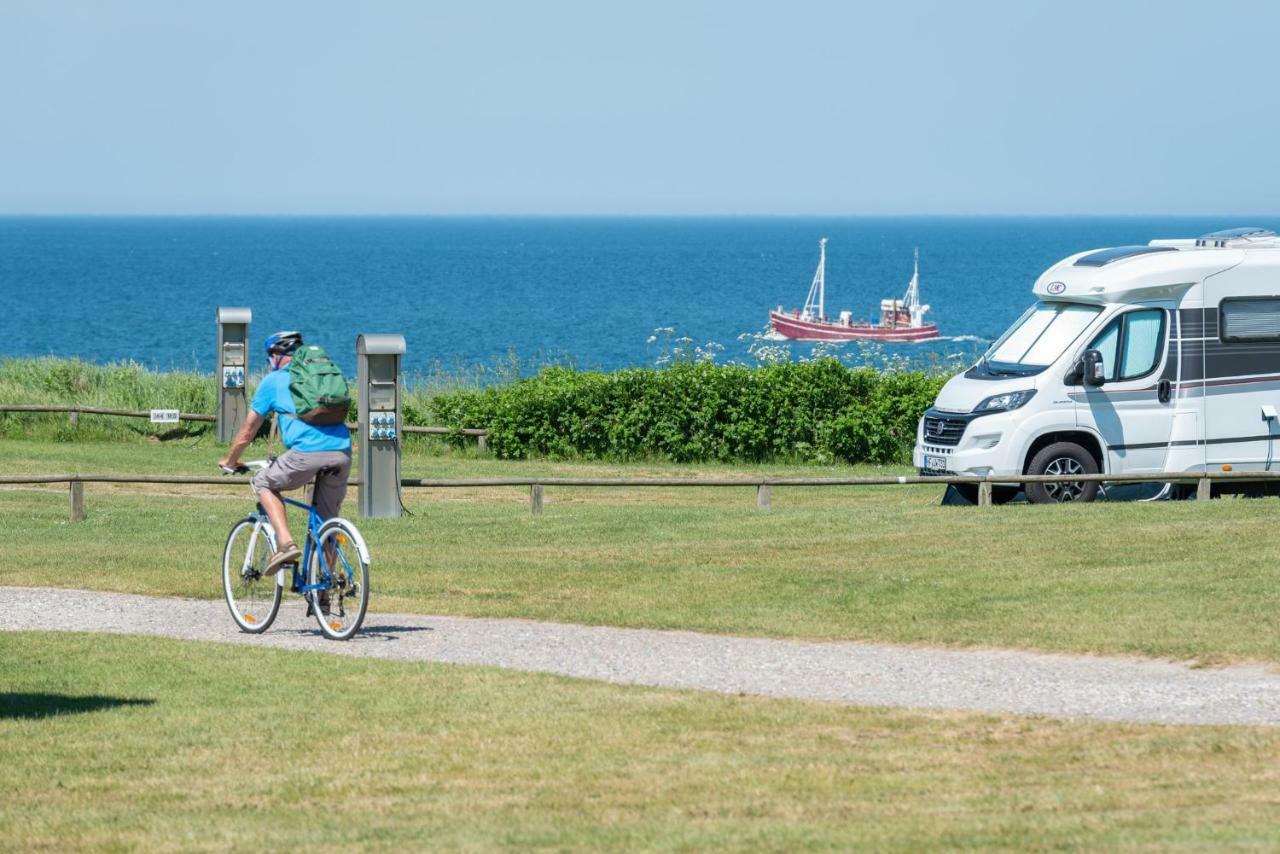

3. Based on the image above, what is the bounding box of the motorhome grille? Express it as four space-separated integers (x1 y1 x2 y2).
922 414 968 447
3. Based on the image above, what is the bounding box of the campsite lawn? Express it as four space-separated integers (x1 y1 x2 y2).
5 437 1280 663
3 631 1280 850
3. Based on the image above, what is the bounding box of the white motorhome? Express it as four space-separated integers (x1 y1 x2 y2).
915 227 1280 503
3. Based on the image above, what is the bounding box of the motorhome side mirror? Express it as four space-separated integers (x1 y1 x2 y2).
1082 349 1106 387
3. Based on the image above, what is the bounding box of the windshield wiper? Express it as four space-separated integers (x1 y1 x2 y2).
981 359 1017 376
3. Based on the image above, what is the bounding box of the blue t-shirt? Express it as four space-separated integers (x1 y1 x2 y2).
251 369 351 453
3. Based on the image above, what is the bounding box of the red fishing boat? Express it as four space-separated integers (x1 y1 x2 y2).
769 239 939 341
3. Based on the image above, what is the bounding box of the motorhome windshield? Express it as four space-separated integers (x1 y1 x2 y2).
980 302 1101 376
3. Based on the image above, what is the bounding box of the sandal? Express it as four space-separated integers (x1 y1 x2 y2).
264 542 301 575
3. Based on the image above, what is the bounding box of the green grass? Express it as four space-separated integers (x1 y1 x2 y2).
5 437 1280 663
4 631 1280 850
0 432 903 478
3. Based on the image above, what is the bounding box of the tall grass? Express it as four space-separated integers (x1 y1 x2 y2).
0 357 218 441
0 354 570 443
406 347 579 397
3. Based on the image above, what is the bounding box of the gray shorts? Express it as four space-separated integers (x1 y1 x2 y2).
251 450 352 521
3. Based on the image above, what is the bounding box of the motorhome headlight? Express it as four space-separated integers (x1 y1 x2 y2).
973 389 1036 414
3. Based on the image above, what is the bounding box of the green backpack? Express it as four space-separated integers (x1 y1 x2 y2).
287 344 351 425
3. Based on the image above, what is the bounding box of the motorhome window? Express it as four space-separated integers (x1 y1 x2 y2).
985 302 1100 372
1091 319 1120 379
1220 298 1280 342
1120 311 1163 378
1084 308 1165 382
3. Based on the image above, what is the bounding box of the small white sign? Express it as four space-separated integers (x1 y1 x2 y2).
150 409 180 424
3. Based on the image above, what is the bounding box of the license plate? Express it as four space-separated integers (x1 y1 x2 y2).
924 454 948 473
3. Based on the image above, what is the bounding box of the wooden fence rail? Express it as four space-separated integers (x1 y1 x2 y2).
4 470 1278 520
0 404 487 442
0 404 216 422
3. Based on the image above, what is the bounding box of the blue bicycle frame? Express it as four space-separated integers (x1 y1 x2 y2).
263 494 355 597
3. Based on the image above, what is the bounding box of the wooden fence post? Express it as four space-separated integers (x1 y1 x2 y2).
477 434 487 452
756 483 771 512
69 481 84 522
530 483 544 515
1197 477 1212 501
978 481 993 506
68 410 79 428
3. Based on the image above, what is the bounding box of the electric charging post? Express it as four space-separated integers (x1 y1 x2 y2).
215 307 252 442
356 334 406 518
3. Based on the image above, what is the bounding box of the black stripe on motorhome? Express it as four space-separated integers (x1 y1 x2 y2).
1159 336 1177 383
1073 373 1280 402
1178 340 1280 381
1176 308 1218 340
1113 433 1279 451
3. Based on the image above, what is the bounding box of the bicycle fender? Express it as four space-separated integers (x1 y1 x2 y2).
251 520 286 588
319 517 371 565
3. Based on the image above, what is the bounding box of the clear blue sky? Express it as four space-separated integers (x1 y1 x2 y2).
2 0 1276 215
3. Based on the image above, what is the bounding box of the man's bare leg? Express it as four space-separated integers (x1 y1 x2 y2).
258 489 294 550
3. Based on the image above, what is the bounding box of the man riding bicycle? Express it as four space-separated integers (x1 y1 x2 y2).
218 331 352 576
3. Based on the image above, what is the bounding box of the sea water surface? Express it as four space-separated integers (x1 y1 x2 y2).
3 216 1276 377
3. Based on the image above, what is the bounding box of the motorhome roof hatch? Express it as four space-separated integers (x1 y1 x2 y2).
1195 227 1277 248
1073 245 1178 267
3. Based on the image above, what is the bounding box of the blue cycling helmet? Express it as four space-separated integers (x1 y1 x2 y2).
264 330 303 358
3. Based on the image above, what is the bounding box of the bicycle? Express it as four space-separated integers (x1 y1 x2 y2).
220 459 370 640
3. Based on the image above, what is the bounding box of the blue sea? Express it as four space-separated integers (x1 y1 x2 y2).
3 216 1277 378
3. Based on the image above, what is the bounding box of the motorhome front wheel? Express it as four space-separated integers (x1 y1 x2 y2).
1025 442 1099 504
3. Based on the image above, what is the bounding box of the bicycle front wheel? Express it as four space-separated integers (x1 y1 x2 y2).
307 519 369 640
223 517 282 633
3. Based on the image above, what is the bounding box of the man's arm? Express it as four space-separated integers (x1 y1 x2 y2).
218 409 266 469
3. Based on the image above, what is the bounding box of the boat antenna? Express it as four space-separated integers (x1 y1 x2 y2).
802 238 827 321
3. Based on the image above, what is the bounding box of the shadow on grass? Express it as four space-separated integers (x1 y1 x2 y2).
0 693 155 720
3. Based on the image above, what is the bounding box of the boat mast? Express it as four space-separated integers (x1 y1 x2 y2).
802 238 827 320
902 247 930 326
902 248 919 311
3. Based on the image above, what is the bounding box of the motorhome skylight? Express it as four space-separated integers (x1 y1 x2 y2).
1195 227 1277 247
1073 245 1178 267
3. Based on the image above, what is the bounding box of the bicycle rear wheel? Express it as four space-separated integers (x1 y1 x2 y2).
223 517 282 633
306 519 369 640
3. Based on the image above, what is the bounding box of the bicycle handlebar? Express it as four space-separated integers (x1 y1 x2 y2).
220 459 269 476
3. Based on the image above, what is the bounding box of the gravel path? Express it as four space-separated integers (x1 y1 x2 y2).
5 586 1280 726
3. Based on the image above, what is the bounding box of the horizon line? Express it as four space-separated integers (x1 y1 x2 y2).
2 212 1279 219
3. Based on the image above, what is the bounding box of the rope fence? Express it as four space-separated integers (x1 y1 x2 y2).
2 470 1275 521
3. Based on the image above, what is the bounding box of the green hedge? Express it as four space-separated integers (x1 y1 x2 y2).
430 361 946 464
